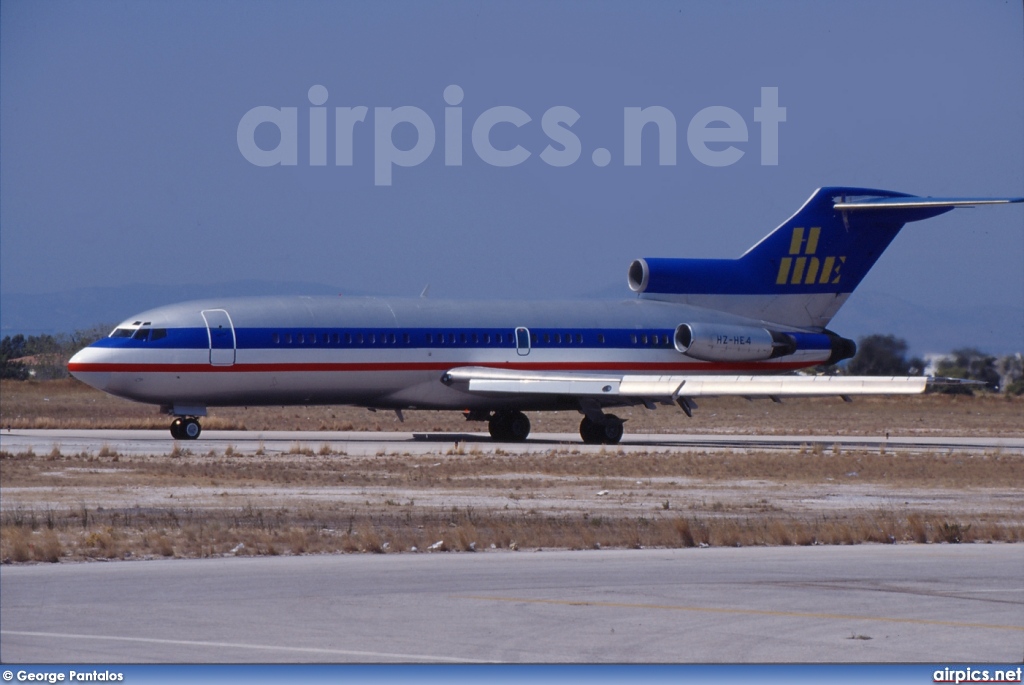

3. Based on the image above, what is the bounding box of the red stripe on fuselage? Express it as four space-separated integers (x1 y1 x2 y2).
68 360 813 374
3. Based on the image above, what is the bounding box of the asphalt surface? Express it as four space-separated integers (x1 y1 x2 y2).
3 428 1022 456
2 545 1022 663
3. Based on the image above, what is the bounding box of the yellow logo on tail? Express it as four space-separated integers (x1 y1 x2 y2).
775 227 845 285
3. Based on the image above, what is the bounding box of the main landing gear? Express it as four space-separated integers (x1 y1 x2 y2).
579 415 624 445
487 410 531 442
469 407 624 445
170 417 202 440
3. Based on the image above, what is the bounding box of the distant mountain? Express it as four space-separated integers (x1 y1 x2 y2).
2 282 1019 357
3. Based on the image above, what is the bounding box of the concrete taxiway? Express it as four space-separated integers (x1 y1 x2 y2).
2 545 1021 663
3 428 1021 456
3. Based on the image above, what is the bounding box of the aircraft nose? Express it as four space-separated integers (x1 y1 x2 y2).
68 346 111 392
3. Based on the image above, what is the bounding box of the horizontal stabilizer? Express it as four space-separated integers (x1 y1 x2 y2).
834 196 1024 210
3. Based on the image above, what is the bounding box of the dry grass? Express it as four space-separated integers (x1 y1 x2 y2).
2 442 1022 562
2 506 1017 563
2 379 1022 562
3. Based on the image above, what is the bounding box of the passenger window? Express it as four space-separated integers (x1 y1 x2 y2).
597 334 605 344
272 333 280 344
285 334 293 344
356 333 364 344
575 334 583 344
631 334 638 344
554 333 561 344
484 333 491 344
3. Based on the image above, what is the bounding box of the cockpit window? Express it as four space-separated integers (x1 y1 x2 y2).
110 323 164 341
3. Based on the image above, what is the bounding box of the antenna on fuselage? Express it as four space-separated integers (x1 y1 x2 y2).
420 284 431 298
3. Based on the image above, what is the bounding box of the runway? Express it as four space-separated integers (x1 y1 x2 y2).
3 428 1021 456
2 429 1021 663
1 545 1021 663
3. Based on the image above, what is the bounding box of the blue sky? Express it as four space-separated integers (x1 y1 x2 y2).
2 1 1022 350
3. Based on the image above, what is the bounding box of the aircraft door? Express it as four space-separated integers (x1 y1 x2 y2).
515 327 531 356
201 309 236 366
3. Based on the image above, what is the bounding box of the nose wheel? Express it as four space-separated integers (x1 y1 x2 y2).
170 417 202 440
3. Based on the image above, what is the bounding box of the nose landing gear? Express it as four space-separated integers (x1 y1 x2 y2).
170 417 202 440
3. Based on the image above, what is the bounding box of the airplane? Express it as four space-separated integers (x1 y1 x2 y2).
67 187 1022 443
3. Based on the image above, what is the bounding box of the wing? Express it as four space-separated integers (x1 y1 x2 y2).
442 366 931 404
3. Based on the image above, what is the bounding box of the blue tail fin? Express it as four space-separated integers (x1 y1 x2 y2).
627 187 1022 329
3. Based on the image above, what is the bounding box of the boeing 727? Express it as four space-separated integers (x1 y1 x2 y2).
68 187 1022 443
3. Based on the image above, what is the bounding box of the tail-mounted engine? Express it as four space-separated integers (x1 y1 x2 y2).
673 322 856 365
673 323 794 362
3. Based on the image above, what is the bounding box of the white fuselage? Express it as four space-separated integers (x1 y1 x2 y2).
68 295 834 413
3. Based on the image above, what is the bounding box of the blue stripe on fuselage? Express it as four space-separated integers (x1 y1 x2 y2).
88 326 834 352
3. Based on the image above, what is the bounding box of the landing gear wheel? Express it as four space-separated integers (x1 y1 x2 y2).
488 412 509 441
507 411 531 442
601 415 623 445
488 411 531 442
170 417 201 440
182 418 202 440
580 415 624 445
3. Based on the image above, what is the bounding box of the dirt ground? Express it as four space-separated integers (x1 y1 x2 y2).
1 379 1022 562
